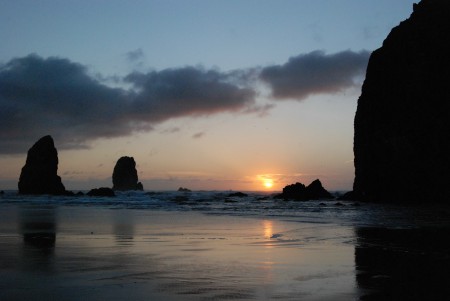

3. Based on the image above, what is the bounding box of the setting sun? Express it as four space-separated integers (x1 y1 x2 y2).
257 174 276 190
263 179 274 189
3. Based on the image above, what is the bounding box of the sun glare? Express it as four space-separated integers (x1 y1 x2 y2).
263 179 273 189
256 174 276 191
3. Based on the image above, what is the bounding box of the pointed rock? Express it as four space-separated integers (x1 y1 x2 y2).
112 156 143 191
306 179 333 199
18 135 67 195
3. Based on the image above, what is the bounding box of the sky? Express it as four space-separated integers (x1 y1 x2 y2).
0 0 417 192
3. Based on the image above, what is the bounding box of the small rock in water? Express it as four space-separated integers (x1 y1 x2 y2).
87 187 115 197
228 192 248 198
178 187 191 192
270 233 283 239
276 179 332 200
224 199 238 203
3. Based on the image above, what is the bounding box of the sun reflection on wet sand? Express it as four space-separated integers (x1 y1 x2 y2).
263 220 273 240
0 206 358 300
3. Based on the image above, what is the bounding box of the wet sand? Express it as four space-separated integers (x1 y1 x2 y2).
0 205 357 300
1 203 450 300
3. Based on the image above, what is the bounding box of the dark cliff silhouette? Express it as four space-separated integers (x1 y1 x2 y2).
353 0 450 202
18 135 67 195
112 156 143 191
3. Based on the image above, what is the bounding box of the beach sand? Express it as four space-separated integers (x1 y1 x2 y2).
1 201 450 300
0 204 357 300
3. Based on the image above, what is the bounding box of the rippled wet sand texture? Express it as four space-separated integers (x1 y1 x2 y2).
0 206 357 300
1 201 450 300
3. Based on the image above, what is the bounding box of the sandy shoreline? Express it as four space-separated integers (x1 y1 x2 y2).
1 201 450 300
1 205 357 300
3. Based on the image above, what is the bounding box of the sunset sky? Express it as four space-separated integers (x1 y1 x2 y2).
0 0 417 191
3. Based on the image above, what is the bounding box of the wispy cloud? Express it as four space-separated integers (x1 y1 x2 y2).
192 132 205 139
126 48 145 62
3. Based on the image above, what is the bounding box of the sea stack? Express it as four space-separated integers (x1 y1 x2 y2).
18 135 67 195
353 0 450 202
277 179 332 200
112 156 143 191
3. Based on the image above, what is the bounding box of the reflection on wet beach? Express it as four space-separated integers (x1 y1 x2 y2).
113 210 135 245
0 205 357 300
21 205 57 246
1 199 449 300
355 227 450 300
20 206 57 271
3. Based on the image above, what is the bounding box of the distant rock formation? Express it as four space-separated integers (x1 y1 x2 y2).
18 135 67 195
178 187 191 192
228 192 248 198
112 156 143 191
353 0 450 202
276 179 332 200
87 187 115 197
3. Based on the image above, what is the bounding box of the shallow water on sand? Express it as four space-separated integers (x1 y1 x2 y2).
1 191 450 300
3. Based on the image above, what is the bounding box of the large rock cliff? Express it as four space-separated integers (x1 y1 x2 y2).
18 135 67 195
353 0 450 202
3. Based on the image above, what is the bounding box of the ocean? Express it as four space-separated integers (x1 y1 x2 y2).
1 190 450 300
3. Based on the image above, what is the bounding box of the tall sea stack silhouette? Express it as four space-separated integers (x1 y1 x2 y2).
353 0 450 202
112 156 143 191
18 135 67 195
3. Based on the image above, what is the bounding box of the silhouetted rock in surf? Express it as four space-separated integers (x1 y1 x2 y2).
178 187 191 192
87 187 115 197
353 0 450 203
337 191 355 201
276 179 332 200
306 179 333 199
228 192 248 198
112 156 143 191
18 135 67 195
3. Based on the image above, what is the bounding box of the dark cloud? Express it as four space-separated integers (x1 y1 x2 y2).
160 127 181 134
125 66 255 121
242 103 275 117
0 50 370 154
259 50 370 100
0 55 256 154
0 54 129 153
